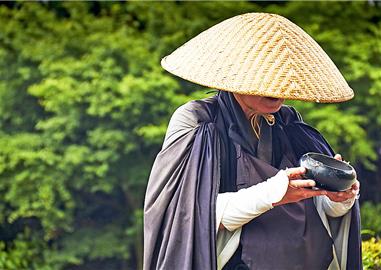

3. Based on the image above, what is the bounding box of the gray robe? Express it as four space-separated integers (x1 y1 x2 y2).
143 92 362 270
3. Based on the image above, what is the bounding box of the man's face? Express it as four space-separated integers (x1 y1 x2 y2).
234 93 285 114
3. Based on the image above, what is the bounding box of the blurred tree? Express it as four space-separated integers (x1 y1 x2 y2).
0 2 179 269
0 1 380 269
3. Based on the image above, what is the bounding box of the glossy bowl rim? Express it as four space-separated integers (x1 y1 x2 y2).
302 152 355 174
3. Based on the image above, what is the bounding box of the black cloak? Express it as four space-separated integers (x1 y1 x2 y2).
143 91 362 270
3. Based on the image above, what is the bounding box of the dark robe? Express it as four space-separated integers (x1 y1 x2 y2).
143 91 362 270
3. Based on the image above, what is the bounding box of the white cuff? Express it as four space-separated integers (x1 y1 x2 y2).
217 170 289 231
321 196 356 217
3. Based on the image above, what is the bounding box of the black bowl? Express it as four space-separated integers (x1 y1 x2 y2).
299 152 357 191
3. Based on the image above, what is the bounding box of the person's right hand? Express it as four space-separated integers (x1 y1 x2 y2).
272 167 328 207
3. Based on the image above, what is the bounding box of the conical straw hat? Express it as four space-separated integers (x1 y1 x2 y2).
161 13 354 103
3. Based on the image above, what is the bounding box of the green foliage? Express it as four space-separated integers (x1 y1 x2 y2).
361 202 381 237
0 228 46 270
43 225 130 269
0 2 380 269
288 102 377 169
363 238 381 270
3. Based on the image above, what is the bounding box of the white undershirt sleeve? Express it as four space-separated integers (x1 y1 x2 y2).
217 170 289 232
321 195 356 217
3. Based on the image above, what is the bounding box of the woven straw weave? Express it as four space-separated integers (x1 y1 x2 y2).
161 13 354 103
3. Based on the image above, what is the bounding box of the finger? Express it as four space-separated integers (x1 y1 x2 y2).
352 180 360 190
328 195 355 202
289 179 316 188
347 188 358 195
342 187 357 194
286 167 306 179
326 191 355 201
351 184 360 195
302 189 328 198
345 190 357 197
343 181 360 192
334 154 342 161
327 191 351 197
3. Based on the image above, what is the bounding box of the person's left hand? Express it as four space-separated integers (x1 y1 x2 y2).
325 154 360 203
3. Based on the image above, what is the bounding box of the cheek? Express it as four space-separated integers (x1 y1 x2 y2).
244 96 263 108
239 95 284 114
259 98 284 113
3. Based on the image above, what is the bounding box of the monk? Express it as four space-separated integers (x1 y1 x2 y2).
144 13 362 270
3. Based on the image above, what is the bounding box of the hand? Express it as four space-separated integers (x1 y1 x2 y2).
325 154 360 202
273 167 328 207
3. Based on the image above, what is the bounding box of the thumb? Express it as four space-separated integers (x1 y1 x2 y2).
334 154 343 161
286 167 306 180
289 179 316 188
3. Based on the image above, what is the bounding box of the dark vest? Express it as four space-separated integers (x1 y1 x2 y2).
224 124 333 270
236 143 333 270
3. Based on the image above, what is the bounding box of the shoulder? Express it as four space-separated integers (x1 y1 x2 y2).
277 105 303 124
168 96 218 129
163 95 218 147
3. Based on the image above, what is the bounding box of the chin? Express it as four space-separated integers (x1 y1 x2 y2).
264 107 282 114
262 97 284 113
